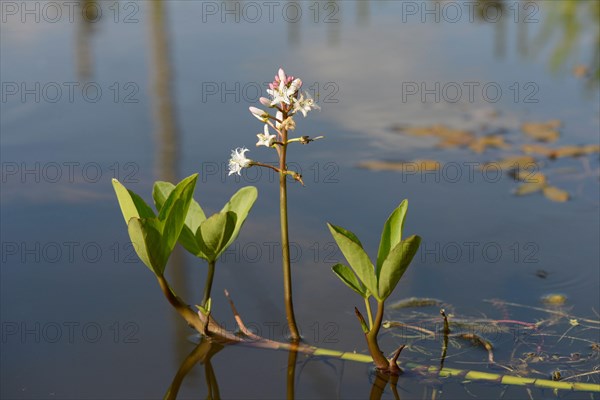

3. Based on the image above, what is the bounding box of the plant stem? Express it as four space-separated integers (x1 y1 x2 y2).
287 346 298 399
156 274 205 333
364 297 374 330
366 300 389 370
201 261 216 309
279 122 300 341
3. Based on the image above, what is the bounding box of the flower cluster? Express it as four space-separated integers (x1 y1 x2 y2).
228 68 321 177
227 147 251 176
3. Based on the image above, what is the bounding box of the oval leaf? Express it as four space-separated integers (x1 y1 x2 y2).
332 263 369 298
127 217 166 275
153 180 206 233
157 175 198 253
112 179 155 224
378 235 421 301
327 223 378 298
197 211 237 261
219 186 258 257
376 200 408 273
156 174 198 222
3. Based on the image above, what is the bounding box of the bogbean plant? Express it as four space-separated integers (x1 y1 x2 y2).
228 68 322 340
112 175 257 318
328 200 421 373
112 68 421 375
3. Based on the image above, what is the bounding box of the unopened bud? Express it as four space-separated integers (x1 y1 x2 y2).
249 106 269 122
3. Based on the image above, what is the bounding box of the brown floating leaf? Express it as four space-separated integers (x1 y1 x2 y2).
437 133 477 148
521 120 561 142
550 146 588 158
512 170 546 184
583 144 600 154
523 144 599 159
521 144 555 157
541 294 567 305
482 155 537 171
468 135 511 154
543 186 570 202
456 333 495 363
389 297 443 309
515 182 546 196
398 124 475 148
358 159 441 172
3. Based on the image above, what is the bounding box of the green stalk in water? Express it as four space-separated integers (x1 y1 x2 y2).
231 68 322 341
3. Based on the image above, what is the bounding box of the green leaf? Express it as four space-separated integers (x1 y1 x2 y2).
378 235 421 301
157 175 198 253
331 264 369 298
153 181 207 233
197 211 237 261
156 174 198 223
376 200 408 274
161 199 188 254
327 223 378 299
219 186 258 256
154 180 203 256
127 217 167 275
112 179 155 224
116 175 198 276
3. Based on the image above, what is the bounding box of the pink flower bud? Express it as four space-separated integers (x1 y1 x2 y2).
259 97 271 107
278 68 287 82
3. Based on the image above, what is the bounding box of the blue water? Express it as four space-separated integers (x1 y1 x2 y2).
2 1 599 398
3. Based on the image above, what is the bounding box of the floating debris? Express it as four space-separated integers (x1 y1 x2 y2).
482 155 537 171
393 124 475 149
511 170 547 184
521 144 556 157
357 159 441 172
542 186 570 202
541 294 568 306
535 269 549 279
389 297 443 309
521 144 599 158
515 182 547 196
521 120 561 143
468 135 511 154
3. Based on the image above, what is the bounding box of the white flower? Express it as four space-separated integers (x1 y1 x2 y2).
289 78 302 96
249 106 269 122
266 80 301 107
293 92 320 117
275 111 284 129
267 80 292 106
256 124 276 147
228 147 252 176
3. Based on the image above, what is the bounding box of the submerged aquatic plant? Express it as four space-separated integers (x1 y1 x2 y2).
228 67 322 341
328 200 421 374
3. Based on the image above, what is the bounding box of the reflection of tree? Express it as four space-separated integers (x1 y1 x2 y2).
149 0 180 184
76 0 98 80
534 0 600 88
148 0 192 365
